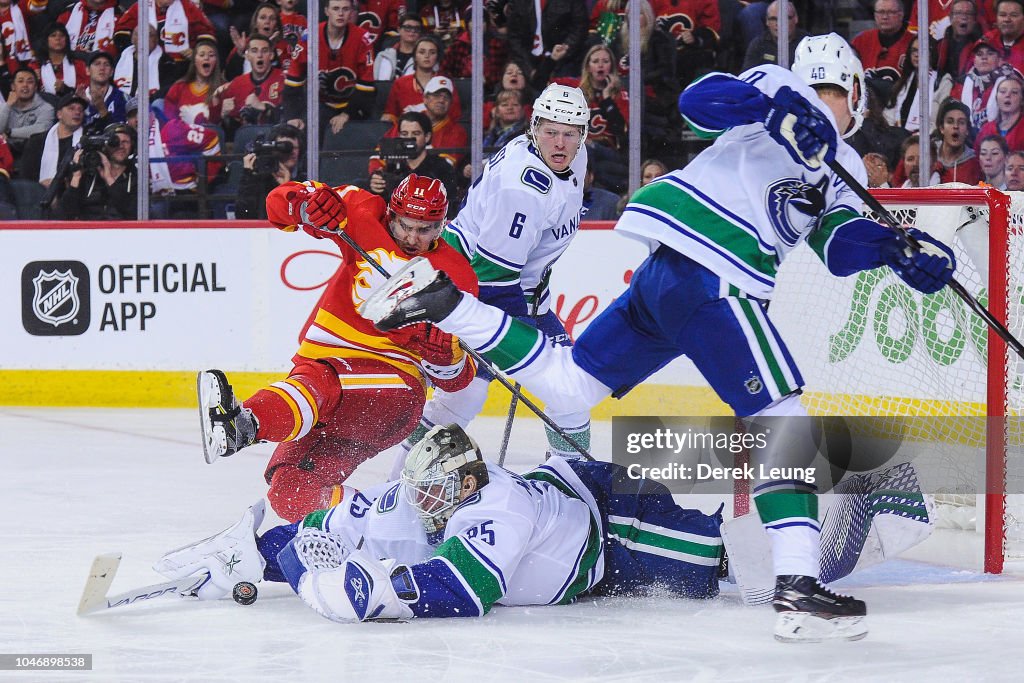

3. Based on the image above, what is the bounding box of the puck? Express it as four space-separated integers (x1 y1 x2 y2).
232 581 258 605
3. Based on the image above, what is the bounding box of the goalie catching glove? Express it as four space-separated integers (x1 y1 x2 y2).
764 86 837 170
879 227 956 295
266 182 348 236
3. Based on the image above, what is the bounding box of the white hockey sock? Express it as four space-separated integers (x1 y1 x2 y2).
767 524 822 577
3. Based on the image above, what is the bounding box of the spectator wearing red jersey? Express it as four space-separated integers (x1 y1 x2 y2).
164 38 224 125
420 75 467 169
976 74 1024 153
216 34 285 135
357 0 404 49
283 0 376 134
983 0 1024 73
37 24 87 98
225 3 293 80
375 13 422 81
0 0 35 66
932 97 983 183
935 0 982 78
381 35 461 126
114 0 216 83
276 0 306 49
852 0 915 85
59 0 120 57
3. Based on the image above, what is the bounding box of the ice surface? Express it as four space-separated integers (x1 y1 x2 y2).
2 408 1022 682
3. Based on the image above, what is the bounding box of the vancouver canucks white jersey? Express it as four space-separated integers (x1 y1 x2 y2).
443 135 587 313
310 457 603 611
619 65 868 299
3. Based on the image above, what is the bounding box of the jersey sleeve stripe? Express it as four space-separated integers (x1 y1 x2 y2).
441 226 470 258
433 538 504 610
477 244 526 270
476 312 512 352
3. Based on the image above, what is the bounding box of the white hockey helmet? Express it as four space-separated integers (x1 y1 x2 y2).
792 33 866 138
402 424 489 533
529 83 590 154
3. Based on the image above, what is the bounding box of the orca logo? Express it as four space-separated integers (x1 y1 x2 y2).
765 178 826 248
22 260 90 336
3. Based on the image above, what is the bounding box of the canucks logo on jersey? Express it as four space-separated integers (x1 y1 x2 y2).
764 177 827 248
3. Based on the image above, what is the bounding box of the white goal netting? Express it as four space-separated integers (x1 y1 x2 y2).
771 184 1024 571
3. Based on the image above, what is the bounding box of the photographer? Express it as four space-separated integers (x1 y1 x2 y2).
367 111 458 216
55 122 137 219
236 122 304 219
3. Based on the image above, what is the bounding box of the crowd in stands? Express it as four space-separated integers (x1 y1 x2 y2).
3 0 1024 219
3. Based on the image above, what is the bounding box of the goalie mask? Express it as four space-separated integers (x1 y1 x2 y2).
402 424 489 533
792 33 865 139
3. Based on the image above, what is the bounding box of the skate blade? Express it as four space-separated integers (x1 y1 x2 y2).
197 371 227 464
773 612 867 643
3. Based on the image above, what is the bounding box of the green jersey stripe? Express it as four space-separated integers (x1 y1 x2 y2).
806 208 860 264
608 520 722 560
470 251 521 284
434 536 503 612
483 317 545 371
736 297 793 395
630 182 778 277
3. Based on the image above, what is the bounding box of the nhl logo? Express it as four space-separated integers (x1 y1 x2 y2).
32 269 80 326
21 260 91 336
744 376 763 395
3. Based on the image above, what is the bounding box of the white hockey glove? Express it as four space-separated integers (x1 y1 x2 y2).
294 549 415 623
153 499 267 600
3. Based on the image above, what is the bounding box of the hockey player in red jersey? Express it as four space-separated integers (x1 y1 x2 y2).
197 175 479 523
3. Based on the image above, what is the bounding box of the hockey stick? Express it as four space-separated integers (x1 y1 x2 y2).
334 229 594 461
496 271 548 467
827 159 1024 361
77 553 206 616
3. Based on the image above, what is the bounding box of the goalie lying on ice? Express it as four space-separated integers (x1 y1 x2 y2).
155 425 930 640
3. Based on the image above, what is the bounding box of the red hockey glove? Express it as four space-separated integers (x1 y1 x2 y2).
300 186 347 234
393 324 467 380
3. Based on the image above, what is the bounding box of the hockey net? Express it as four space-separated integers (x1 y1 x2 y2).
771 184 1023 574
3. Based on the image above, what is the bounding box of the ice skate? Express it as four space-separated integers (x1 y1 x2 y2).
360 256 464 332
772 575 867 643
197 369 258 463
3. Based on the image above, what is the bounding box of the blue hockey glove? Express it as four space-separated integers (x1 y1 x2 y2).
879 228 956 295
764 86 837 170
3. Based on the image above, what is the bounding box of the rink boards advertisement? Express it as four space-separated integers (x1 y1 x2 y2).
0 222 999 413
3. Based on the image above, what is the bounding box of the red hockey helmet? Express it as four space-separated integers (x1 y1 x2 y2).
389 174 448 223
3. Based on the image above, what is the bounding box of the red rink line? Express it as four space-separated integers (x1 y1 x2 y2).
1 220 618 230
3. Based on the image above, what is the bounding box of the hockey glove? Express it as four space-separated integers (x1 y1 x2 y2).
764 86 837 170
879 227 956 295
391 323 468 381
298 186 348 235
290 548 415 623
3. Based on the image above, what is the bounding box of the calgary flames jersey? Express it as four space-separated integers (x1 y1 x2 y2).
285 22 375 110
271 182 479 388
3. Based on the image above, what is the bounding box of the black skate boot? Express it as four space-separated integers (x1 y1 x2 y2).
197 369 258 463
772 575 867 643
360 257 464 332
